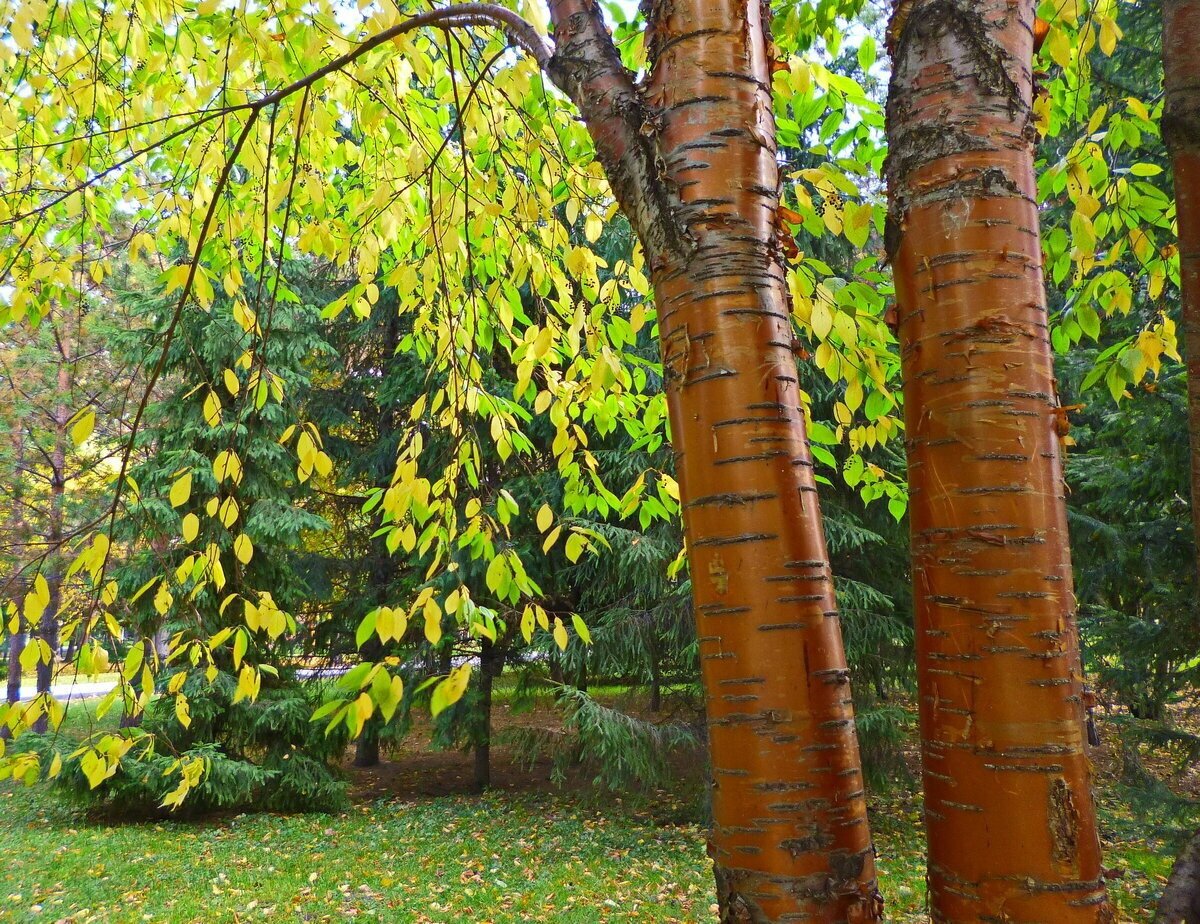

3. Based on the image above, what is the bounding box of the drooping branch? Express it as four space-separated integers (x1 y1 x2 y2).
3 3 552 227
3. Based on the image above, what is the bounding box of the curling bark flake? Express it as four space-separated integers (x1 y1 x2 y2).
884 0 1111 919
547 1 879 920
1163 0 1200 583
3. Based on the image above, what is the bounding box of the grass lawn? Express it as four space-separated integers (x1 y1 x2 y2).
0 700 1195 922
1 787 715 923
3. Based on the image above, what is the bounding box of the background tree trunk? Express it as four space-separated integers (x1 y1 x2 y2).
473 638 506 792
885 1 1110 919
647 635 662 713
547 2 881 919
33 333 70 734
3 420 28 735
1164 0 1200 584
1156 828 1200 923
354 724 381 768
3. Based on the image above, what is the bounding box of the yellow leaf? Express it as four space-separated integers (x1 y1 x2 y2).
169 472 192 508
233 665 259 704
376 605 395 642
233 534 253 564
223 368 240 396
430 664 471 717
182 513 199 543
810 299 833 340
423 597 442 644
1098 15 1121 55
553 617 568 651
24 573 50 623
203 391 221 427
213 450 242 485
536 504 553 533
218 496 239 528
70 410 95 447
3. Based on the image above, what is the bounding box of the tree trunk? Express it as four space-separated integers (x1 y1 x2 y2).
33 345 70 735
885 1 1110 919
1164 0 1200 584
648 637 662 713
547 3 880 920
3 632 24 739
1157 828 1200 924
473 638 504 792
354 724 381 768
3 421 27 736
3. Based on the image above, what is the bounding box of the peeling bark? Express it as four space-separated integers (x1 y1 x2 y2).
885 0 1111 919
544 2 881 920
1163 0 1200 585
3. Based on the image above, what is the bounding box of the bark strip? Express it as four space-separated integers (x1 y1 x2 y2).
885 0 1111 919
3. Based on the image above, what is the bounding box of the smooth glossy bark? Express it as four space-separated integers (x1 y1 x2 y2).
1164 0 1200 584
1160 6 1200 919
548 2 880 920
885 0 1110 919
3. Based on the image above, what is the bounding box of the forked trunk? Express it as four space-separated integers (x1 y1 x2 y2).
1164 0 1200 584
885 1 1110 919
547 2 879 920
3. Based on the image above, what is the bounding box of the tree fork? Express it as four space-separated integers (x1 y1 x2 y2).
544 1 881 920
885 0 1111 919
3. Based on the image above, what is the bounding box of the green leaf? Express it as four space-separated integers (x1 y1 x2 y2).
357 610 378 650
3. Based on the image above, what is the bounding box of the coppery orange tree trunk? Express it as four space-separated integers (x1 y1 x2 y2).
1160 3 1200 916
546 2 880 920
1164 0 1200 583
884 0 1111 920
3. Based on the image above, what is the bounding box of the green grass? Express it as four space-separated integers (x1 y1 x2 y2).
4 777 1185 922
1 786 714 923
2 693 1194 922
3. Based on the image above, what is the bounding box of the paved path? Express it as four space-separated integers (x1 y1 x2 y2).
13 665 354 703
16 680 117 702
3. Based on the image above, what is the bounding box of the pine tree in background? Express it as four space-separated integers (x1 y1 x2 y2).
41 263 347 815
